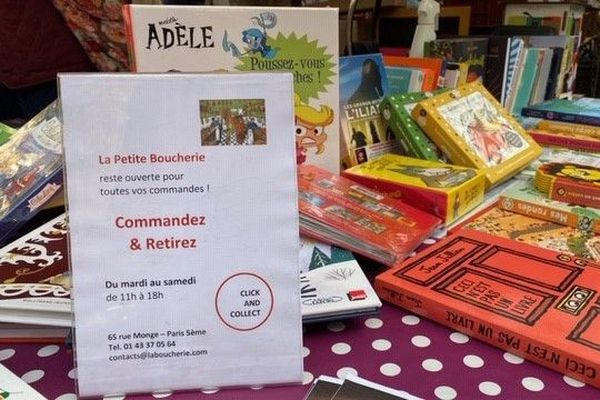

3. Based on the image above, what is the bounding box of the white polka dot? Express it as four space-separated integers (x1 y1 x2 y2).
0 348 15 361
434 386 457 400
21 369 44 383
201 387 219 394
327 321 346 332
402 315 420 325
503 352 524 365
563 376 586 388
67 368 77 379
302 346 310 357
302 371 314 385
55 395 77 400
522 377 544 392
463 355 484 368
423 238 436 245
250 385 263 390
152 390 172 398
37 344 60 357
103 395 125 400
365 318 383 329
411 335 431 348
331 342 351 355
449 332 469 344
372 339 391 351
380 363 401 376
336 367 358 379
479 381 501 396
422 358 443 372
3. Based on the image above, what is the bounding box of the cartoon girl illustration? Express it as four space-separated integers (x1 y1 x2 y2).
223 12 278 59
294 94 334 164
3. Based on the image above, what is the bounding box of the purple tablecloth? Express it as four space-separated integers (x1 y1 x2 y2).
2 303 600 400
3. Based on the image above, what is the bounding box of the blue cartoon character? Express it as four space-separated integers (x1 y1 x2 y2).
223 12 278 59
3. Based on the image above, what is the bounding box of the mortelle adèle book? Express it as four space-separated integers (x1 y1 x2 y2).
376 227 600 388
0 213 71 328
298 164 441 267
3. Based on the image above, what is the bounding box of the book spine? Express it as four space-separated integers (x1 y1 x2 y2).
522 109 600 127
538 120 600 140
498 194 599 234
375 278 600 388
529 131 600 153
122 5 138 72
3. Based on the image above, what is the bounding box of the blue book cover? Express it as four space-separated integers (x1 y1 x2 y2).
522 97 600 127
510 48 540 117
340 53 399 168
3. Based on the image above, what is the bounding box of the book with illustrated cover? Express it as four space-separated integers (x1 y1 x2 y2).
0 363 47 400
499 179 600 234
528 129 600 153
466 207 599 262
340 54 398 168
384 67 424 94
343 154 485 226
379 92 445 162
518 147 600 180
0 102 63 247
376 227 600 388
299 237 381 323
522 97 600 127
0 122 16 146
535 162 600 209
383 56 443 91
411 82 542 188
298 164 441 267
0 214 70 327
425 37 488 83
123 5 339 172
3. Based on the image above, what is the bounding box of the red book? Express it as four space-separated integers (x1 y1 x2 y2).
529 130 600 153
298 164 441 266
376 227 600 388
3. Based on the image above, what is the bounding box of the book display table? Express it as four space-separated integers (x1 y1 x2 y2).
2 302 600 400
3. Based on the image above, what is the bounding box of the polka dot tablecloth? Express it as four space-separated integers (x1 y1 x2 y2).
2 305 599 400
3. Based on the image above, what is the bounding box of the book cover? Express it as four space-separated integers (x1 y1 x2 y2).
535 162 600 209
426 37 488 83
502 37 525 107
517 146 600 180
484 36 511 102
0 214 70 327
298 164 441 266
123 5 339 173
528 130 600 153
299 237 381 323
376 227 600 388
0 363 47 400
521 35 570 100
379 92 445 162
340 54 398 168
0 122 16 146
411 82 542 189
538 119 600 139
384 66 424 94
522 97 600 127
0 101 63 247
383 56 443 91
342 154 485 226
509 48 541 117
499 179 600 234
466 207 599 262
530 48 553 106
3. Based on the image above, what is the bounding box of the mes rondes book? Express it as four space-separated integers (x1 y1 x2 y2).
123 5 340 173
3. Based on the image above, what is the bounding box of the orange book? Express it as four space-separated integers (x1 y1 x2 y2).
376 227 600 388
383 56 443 91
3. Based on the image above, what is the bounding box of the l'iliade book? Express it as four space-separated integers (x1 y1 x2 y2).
376 227 600 388
123 5 339 173
535 162 600 209
0 213 71 328
411 82 542 189
340 53 397 168
522 97 600 127
298 164 441 267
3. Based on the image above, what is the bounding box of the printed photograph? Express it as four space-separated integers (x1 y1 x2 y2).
200 99 266 146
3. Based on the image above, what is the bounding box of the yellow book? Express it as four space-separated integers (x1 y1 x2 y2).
537 119 600 140
411 81 542 189
342 154 486 225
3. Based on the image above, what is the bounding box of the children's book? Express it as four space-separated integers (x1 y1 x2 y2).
299 237 381 323
522 97 600 127
466 207 599 262
0 101 63 248
502 37 525 107
0 363 47 400
425 37 488 83
298 164 441 267
379 92 445 162
509 47 541 117
518 147 600 180
376 227 600 388
411 82 542 189
534 162 600 209
528 129 600 153
123 5 340 172
484 36 511 102
499 179 600 234
538 119 600 139
340 54 398 168
383 56 443 91
0 214 71 327
342 154 485 226
384 66 424 94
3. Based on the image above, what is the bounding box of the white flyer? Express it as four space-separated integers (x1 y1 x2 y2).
60 73 302 397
